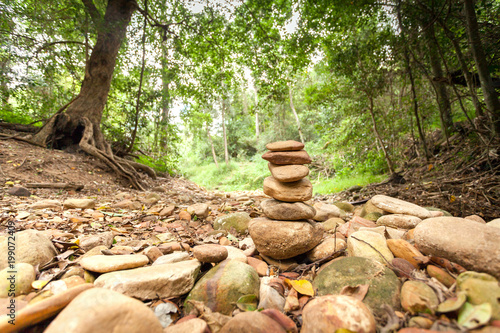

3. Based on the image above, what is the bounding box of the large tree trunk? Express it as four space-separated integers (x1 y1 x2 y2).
463 0 500 135
30 0 155 190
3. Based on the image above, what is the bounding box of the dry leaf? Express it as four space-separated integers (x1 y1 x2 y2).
339 284 370 301
284 279 315 297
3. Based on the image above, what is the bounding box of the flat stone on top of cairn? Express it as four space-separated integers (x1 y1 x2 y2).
266 140 304 151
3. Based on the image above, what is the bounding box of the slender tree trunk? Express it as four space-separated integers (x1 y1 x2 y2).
397 1 430 160
463 0 500 134
206 123 219 168
254 92 260 139
423 22 453 137
288 83 305 144
221 98 229 166
366 93 395 174
126 11 147 153
160 42 171 150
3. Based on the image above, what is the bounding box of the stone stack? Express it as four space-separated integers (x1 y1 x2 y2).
248 140 323 259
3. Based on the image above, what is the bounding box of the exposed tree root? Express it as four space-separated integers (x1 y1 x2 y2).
78 117 146 190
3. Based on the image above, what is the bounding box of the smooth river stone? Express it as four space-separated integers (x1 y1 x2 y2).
376 214 422 229
94 259 201 300
266 140 304 151
261 199 316 221
80 255 149 273
371 195 431 219
248 218 323 259
192 244 228 263
268 163 309 182
263 176 312 202
261 150 312 165
44 288 163 333
414 217 500 279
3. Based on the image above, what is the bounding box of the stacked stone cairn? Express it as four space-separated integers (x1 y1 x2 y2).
248 140 324 260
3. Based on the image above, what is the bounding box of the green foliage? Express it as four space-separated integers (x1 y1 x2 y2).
313 173 385 195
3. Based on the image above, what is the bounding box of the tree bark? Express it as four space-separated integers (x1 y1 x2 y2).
289 83 305 144
423 22 453 137
397 1 430 160
366 93 395 174
206 123 219 168
221 97 229 167
463 0 500 134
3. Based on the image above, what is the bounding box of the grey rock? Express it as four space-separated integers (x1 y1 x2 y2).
0 230 57 270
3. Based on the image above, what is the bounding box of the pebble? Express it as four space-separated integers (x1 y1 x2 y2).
30 199 61 210
268 163 309 182
261 150 312 165
301 295 376 333
178 210 191 220
223 246 248 263
249 218 323 259
187 203 209 218
192 244 228 263
80 254 149 273
0 263 35 297
63 198 96 209
143 246 163 263
164 318 209 333
321 217 345 231
220 311 286 333
260 199 315 220
239 237 256 256
386 239 423 268
306 237 347 261
265 140 304 151
7 186 31 197
0 230 57 270
401 281 439 314
361 199 385 217
465 214 486 224
371 195 431 219
78 232 114 252
348 230 394 264
214 212 251 234
153 252 190 265
313 202 345 221
414 217 500 279
113 199 142 210
377 214 422 229
426 265 455 288
94 260 201 300
487 218 500 229
247 257 268 276
44 288 163 333
185 260 260 315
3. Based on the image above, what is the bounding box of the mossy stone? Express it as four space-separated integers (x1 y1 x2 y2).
184 260 260 315
457 271 500 320
313 256 400 316
333 202 355 213
364 212 383 222
214 212 251 234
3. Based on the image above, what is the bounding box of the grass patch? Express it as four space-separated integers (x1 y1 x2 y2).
183 158 386 194
313 173 386 195
181 159 269 192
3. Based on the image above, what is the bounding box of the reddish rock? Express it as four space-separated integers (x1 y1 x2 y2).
219 311 286 333
261 150 312 165
192 244 228 263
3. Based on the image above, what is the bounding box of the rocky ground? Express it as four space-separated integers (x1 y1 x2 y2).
0 139 499 333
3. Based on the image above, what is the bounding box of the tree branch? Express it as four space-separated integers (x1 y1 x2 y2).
81 0 102 27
